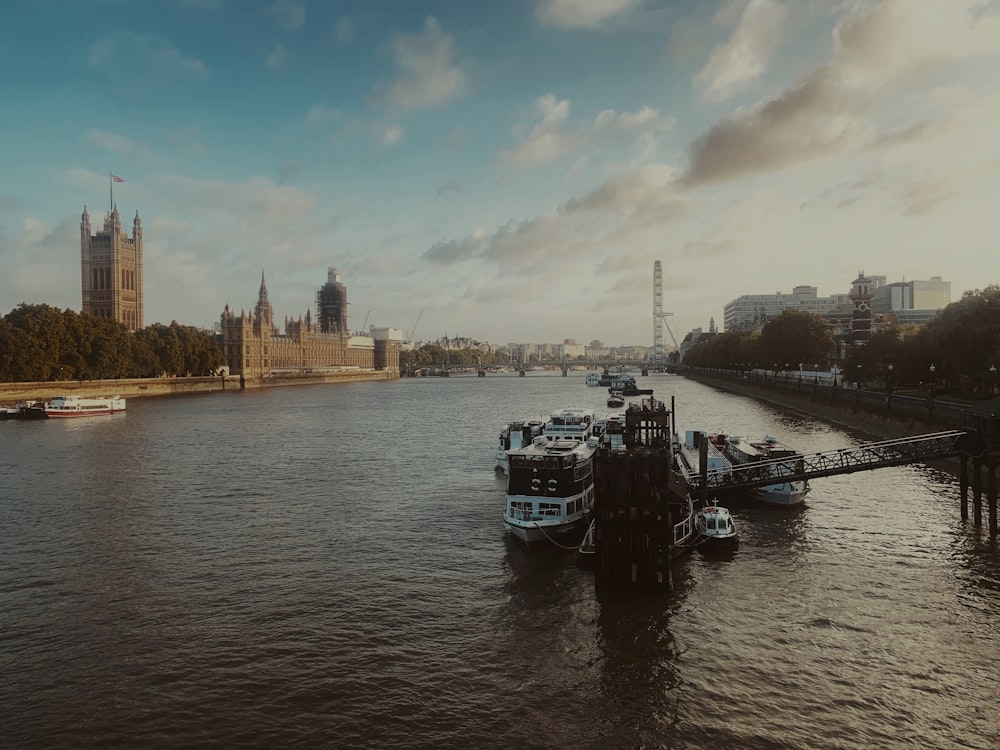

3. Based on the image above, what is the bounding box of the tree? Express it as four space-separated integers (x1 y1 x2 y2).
915 285 1000 389
754 310 835 370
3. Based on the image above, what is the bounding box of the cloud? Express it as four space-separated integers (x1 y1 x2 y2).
268 0 305 31
695 0 788 102
304 105 341 129
0 215 82 311
333 16 355 46
535 0 645 29
84 129 155 160
177 0 227 8
680 0 1000 188
87 32 211 82
424 164 684 271
499 96 674 168
423 227 489 264
899 179 955 216
369 17 467 112
499 94 578 167
377 124 404 146
265 44 286 71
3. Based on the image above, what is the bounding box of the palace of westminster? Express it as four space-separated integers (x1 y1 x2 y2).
79 203 401 378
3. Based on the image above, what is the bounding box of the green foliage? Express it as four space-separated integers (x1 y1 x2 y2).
683 311 834 370
0 304 223 382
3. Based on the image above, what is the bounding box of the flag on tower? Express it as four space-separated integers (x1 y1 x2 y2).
112 174 125 183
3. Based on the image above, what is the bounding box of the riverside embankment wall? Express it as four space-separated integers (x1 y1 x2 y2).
0 369 399 404
678 369 969 441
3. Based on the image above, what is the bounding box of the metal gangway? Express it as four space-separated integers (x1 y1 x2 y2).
687 430 975 494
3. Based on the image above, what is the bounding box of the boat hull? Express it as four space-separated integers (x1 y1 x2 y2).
502 515 589 546
749 482 809 507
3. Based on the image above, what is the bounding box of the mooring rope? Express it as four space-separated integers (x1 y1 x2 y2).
532 521 588 551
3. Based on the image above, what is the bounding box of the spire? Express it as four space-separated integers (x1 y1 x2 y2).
259 270 269 304
82 204 89 219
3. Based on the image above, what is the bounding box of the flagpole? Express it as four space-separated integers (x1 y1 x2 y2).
109 169 113 213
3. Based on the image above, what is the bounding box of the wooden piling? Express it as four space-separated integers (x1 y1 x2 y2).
972 458 983 527
988 459 998 539
960 454 969 521
593 447 674 592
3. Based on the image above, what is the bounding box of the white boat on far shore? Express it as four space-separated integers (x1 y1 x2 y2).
45 395 126 418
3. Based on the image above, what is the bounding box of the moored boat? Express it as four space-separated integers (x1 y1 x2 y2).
607 391 625 408
502 407 597 546
585 372 601 387
44 395 126 418
1 401 50 420
694 504 739 546
495 418 545 474
712 433 810 507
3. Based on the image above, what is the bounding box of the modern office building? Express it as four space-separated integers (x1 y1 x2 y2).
871 277 951 315
723 286 851 332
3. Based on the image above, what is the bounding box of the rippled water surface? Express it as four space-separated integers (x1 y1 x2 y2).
1 373 998 748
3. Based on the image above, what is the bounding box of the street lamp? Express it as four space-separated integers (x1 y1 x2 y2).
857 364 862 389
929 363 937 397
990 364 997 394
798 362 803 383
887 363 894 393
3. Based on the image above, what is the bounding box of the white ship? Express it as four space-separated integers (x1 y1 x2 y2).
44 395 127 418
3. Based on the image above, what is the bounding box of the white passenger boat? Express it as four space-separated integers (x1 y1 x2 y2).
495 418 545 474
44 395 126 418
502 407 597 546
713 433 810 507
694 504 739 546
585 372 601 387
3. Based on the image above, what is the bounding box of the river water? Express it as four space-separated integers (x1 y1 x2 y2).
1 372 997 749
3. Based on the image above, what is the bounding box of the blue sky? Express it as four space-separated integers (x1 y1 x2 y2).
1 0 998 346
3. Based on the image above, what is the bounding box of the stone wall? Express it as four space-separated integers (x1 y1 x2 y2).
0 369 399 404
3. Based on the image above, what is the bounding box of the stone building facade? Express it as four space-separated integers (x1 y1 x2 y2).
219 269 400 380
80 205 144 331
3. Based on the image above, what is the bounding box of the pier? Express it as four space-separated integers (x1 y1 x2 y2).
591 397 1000 592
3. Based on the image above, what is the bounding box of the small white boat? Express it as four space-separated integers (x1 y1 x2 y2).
44 394 126 418
585 372 601 387
694 504 739 546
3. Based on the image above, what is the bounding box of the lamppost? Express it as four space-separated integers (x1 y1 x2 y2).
929 364 937 398
887 363 894 393
856 364 862 390
798 362 803 383
991 364 997 394
814 362 819 385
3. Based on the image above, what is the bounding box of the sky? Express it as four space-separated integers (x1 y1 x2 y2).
1 0 998 347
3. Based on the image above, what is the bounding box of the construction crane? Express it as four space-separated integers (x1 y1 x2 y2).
407 309 423 343
361 309 370 333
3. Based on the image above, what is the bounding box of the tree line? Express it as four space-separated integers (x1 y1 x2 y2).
0 303 223 382
399 343 509 369
682 286 1000 396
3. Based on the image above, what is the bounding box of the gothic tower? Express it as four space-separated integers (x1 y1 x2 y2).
80 203 144 331
316 266 348 335
254 270 275 337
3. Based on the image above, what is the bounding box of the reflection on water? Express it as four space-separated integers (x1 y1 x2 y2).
1 372 997 749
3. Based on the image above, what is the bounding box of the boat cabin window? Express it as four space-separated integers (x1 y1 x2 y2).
538 502 561 517
707 518 717 529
